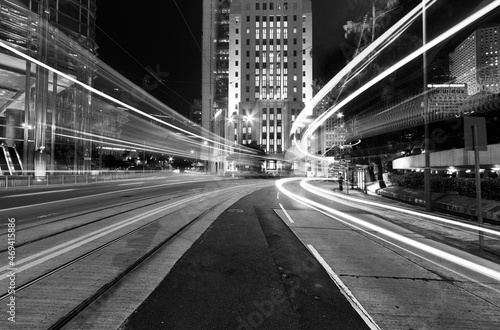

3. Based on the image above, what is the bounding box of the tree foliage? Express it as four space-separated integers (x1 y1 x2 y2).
344 0 400 50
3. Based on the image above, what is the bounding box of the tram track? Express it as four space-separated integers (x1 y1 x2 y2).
0 191 193 253
0 180 272 329
47 202 221 330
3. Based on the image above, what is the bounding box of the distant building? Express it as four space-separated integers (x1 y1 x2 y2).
201 0 231 174
450 24 500 95
428 58 452 84
190 100 202 126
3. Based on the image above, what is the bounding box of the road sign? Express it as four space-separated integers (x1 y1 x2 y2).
464 116 487 151
463 116 487 249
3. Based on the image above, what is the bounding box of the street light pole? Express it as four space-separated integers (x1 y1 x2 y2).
423 0 432 212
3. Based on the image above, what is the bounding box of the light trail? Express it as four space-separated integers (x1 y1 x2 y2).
0 189 75 198
0 41 238 153
0 180 203 212
300 178 500 238
0 183 249 280
276 178 500 282
55 132 197 159
290 0 437 138
294 0 500 162
0 195 200 280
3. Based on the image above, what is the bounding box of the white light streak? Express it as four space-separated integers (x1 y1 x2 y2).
300 178 500 238
276 178 500 282
0 40 225 149
294 0 500 162
290 0 437 138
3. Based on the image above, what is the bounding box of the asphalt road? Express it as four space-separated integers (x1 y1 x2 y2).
121 186 370 330
0 174 230 223
1 175 499 329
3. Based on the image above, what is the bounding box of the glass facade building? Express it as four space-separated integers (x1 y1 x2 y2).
0 0 98 176
1 0 203 177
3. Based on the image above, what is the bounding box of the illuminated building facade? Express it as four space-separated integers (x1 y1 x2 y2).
450 24 500 95
201 0 230 174
0 0 98 176
225 0 313 172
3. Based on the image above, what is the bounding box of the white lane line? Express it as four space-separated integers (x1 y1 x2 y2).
277 192 280 199
0 183 254 280
307 244 381 330
0 180 201 212
1 189 75 198
279 203 294 224
117 182 145 186
0 196 197 279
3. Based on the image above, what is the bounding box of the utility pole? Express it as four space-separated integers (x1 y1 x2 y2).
423 0 432 212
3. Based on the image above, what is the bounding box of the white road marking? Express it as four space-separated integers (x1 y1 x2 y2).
0 180 201 212
117 182 145 186
0 196 197 279
307 244 381 330
0 183 264 280
1 189 75 198
279 203 294 223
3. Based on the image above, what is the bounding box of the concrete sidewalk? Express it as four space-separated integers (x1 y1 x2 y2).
317 180 500 263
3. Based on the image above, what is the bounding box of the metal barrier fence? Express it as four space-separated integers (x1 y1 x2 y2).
0 171 173 189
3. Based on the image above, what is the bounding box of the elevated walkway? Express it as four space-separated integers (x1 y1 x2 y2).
392 142 500 170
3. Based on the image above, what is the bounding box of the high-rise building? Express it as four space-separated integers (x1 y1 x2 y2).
202 0 313 173
450 24 500 95
201 0 231 174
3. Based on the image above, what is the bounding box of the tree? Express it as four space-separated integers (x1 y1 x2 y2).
345 0 401 48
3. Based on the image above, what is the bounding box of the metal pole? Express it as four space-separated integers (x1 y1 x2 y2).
423 0 432 211
473 125 484 249
345 167 349 195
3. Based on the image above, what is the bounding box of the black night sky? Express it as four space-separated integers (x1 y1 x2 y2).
95 0 500 118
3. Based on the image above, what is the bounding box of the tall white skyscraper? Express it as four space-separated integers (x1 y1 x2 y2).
203 0 313 173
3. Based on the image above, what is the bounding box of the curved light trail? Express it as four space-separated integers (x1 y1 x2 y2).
300 178 500 238
293 0 500 162
0 41 257 158
276 177 500 283
290 0 437 138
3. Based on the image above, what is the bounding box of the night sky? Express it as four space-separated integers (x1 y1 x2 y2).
95 0 351 117
95 0 499 118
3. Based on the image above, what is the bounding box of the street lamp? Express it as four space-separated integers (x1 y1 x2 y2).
191 149 198 171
